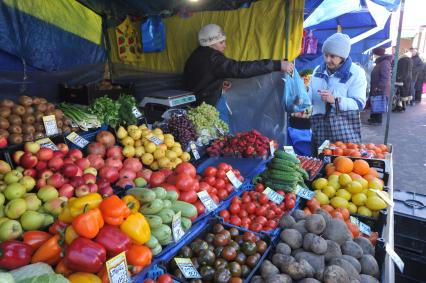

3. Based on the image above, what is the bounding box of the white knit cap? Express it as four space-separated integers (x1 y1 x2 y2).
198 24 226 46
322 33 351 59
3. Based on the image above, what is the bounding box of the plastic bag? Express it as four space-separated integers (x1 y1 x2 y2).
141 16 166 52
283 69 312 113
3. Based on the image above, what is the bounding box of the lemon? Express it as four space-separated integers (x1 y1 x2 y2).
144 142 157 154
122 146 135 158
369 178 383 191
328 180 341 190
355 178 369 190
347 202 358 214
174 142 182 148
366 189 377 197
315 191 329 205
352 193 367 206
116 126 128 139
328 175 339 182
322 186 336 198
338 174 352 186
139 124 148 130
336 189 351 201
129 129 143 140
365 196 387 210
158 144 168 151
141 129 150 137
164 137 175 148
141 153 154 165
134 140 142 147
330 197 348 208
313 178 328 190
181 152 191 162
152 128 163 136
175 157 183 165
315 189 322 196
171 146 183 156
346 181 363 194
153 149 166 159
121 136 135 147
135 146 145 157
166 150 178 160
150 161 159 171
158 157 171 168
357 206 373 217
127 125 138 132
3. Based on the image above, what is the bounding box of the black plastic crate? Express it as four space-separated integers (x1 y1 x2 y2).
394 247 426 283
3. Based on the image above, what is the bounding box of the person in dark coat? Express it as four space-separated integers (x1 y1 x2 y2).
368 47 392 125
183 24 293 122
396 52 413 111
410 48 425 103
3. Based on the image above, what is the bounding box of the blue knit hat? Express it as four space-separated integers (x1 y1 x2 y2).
322 33 351 59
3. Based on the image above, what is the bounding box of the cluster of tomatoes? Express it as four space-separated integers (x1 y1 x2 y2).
219 183 296 233
144 274 173 283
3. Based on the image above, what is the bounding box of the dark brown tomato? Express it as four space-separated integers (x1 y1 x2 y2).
221 246 237 261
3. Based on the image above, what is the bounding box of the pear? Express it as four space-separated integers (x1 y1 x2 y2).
20 211 45 231
117 126 128 139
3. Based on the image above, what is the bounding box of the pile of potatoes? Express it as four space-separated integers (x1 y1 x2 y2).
251 209 381 283
0 96 76 145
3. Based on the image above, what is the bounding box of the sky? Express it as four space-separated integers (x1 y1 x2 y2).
399 0 426 28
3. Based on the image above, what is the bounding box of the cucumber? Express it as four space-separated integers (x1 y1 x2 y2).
145 215 163 229
270 158 298 168
171 201 197 218
145 235 159 249
141 199 164 214
151 224 172 242
295 167 309 180
266 171 300 182
181 217 192 231
268 163 297 172
274 150 300 164
157 208 175 224
163 199 172 209
165 190 179 201
152 187 167 199
151 244 162 255
126 188 156 203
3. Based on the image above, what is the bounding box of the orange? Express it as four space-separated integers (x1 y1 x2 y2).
304 207 312 215
363 174 376 182
376 153 385 159
353 160 370 175
339 144 347 149
359 144 366 149
331 211 344 220
366 143 376 150
350 151 362 158
333 148 344 156
334 157 354 173
346 222 360 238
374 148 383 155
325 164 336 176
321 204 334 214
349 172 362 180
343 149 354 156
323 149 332 155
335 141 344 147
335 207 350 220
378 144 388 152
367 168 379 177
331 171 342 176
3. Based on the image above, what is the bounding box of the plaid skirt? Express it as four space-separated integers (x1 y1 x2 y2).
311 110 362 149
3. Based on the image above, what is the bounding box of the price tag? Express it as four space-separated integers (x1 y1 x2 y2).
174 258 201 279
106 252 130 283
36 138 58 151
66 132 89 148
317 140 330 155
149 136 163 145
215 124 225 136
350 216 371 236
226 170 242 189
269 141 275 157
323 156 331 163
197 190 218 212
295 185 315 200
172 211 185 242
42 115 59 136
386 244 405 273
263 187 284 204
370 189 394 207
283 145 296 156
132 106 142 118
190 142 200 160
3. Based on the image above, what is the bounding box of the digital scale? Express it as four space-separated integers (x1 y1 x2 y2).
140 90 196 123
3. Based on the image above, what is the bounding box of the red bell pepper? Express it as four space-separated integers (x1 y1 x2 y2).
49 219 68 235
0 240 33 270
95 225 132 257
64 237 106 273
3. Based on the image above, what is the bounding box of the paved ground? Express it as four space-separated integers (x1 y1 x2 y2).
360 99 426 194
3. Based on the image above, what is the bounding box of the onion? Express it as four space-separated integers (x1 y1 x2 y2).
96 131 116 148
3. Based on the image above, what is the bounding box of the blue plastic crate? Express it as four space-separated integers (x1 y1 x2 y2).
132 264 180 283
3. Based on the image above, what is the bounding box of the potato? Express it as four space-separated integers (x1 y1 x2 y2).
311 235 327 255
303 233 316 251
250 275 264 283
323 219 352 245
278 255 296 273
265 274 292 283
292 209 306 221
359 274 380 283
323 265 349 283
280 214 296 229
350 280 361 283
314 208 332 224
295 251 325 281
342 241 364 259
341 255 362 273
292 248 305 257
298 279 321 283
260 260 279 279
276 242 291 255
272 254 295 269
293 220 308 237
359 255 379 278
329 258 361 282
282 259 314 280
354 237 375 256
325 240 342 262
280 229 303 249
305 214 326 234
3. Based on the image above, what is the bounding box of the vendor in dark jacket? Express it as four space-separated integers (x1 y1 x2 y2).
183 24 293 121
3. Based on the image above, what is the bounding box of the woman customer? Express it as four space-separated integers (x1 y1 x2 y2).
368 47 392 125
308 33 367 150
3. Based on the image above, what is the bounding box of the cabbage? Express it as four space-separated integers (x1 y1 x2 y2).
0 272 14 283
10 263 53 282
18 273 69 283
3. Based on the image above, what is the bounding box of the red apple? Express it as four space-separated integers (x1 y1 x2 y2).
68 148 83 161
106 146 123 160
84 167 97 176
69 176 85 188
116 178 135 189
59 184 74 198
36 178 47 189
23 169 37 178
87 183 98 193
123 158 143 172
119 168 136 180
140 169 153 181
12 150 25 164
62 164 79 178
57 143 69 155
105 158 123 171
19 153 38 169
39 169 54 180
0 136 7 148
52 151 65 159
75 184 90 197
63 158 74 165
75 167 83 177
87 154 105 170
99 167 119 183
35 161 47 171
87 142 106 157
97 179 110 189
83 173 96 184
99 185 113 197
48 157 64 171
37 148 54 161
24 142 40 154
47 173 65 188
75 158 90 170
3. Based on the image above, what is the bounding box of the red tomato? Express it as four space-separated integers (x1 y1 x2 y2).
210 187 218 195
203 166 217 177
214 179 226 190
246 203 256 214
210 194 220 204
249 214 257 221
194 200 205 215
225 183 234 193
238 176 244 182
230 215 242 226
231 197 241 205
217 189 228 200
215 169 227 180
243 232 257 242
238 210 248 218
166 174 177 185
199 182 210 192
157 274 173 283
242 194 251 203
229 203 241 214
218 163 231 171
286 192 297 201
204 176 216 186
196 175 202 181
258 194 269 205
149 171 166 187
254 183 265 193
175 162 196 178
254 216 268 225
249 191 257 200
242 223 249 229
267 219 278 229
249 223 263 232
178 190 198 203
219 210 230 221
269 203 278 211
242 192 250 198
285 198 295 210
266 210 276 220
232 169 241 177
191 180 200 192
159 168 173 178
273 207 282 215
241 217 251 226
175 173 194 191
160 183 178 193
256 206 267 217
277 191 286 196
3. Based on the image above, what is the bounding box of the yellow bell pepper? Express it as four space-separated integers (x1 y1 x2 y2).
65 225 79 245
122 195 140 214
58 203 74 224
120 212 150 245
68 272 102 283
70 193 102 218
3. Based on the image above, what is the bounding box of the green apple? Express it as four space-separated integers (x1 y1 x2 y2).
134 177 147 187
0 205 4 218
4 183 26 200
0 219 22 241
20 211 45 231
37 185 58 202
0 217 9 226
43 198 67 216
15 166 24 173
42 214 54 228
0 181 6 192
0 193 4 206
37 206 47 214
3 170 23 184
5 198 27 219
19 176 36 192
23 193 42 211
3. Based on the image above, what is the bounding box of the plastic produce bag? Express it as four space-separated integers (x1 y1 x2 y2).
283 69 312 113
141 16 166 52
